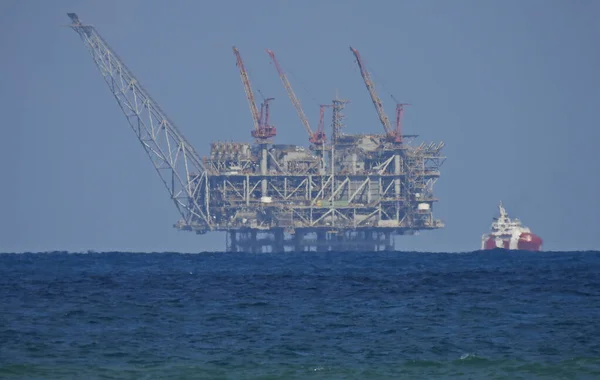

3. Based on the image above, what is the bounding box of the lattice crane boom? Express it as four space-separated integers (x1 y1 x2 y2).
349 46 394 138
67 13 212 230
232 47 261 134
266 49 324 145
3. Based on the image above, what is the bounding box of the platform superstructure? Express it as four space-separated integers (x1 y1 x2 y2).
68 13 446 252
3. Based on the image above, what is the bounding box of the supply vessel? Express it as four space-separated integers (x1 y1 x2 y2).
481 202 543 251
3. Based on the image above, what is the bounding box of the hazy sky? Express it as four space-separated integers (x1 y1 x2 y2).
2 0 599 253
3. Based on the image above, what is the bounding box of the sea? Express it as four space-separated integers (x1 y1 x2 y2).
1 250 599 379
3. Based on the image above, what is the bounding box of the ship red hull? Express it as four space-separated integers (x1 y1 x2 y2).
483 232 543 251
517 232 543 251
484 237 509 250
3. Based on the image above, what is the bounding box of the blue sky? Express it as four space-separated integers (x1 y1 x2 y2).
2 0 599 252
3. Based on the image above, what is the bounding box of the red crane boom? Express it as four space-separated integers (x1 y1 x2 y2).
233 46 276 141
349 46 398 142
266 49 325 146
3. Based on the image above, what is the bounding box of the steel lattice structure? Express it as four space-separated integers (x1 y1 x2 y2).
68 13 446 252
68 13 212 233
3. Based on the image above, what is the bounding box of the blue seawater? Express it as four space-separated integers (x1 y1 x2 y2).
1 250 599 379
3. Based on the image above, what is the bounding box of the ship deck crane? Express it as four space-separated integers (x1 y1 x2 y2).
233 47 276 142
67 12 212 232
350 46 402 144
266 49 326 147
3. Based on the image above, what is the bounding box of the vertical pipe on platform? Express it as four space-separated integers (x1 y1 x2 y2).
331 145 335 226
227 230 237 252
394 154 401 221
245 175 250 205
251 230 258 253
261 146 268 197
385 231 393 251
274 229 284 253
293 230 303 252
317 230 327 252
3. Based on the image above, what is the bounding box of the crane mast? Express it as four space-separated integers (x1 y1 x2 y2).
395 103 404 141
391 94 411 145
233 47 276 142
349 46 398 142
67 13 212 231
318 105 326 136
260 97 275 129
266 49 326 146
318 104 332 140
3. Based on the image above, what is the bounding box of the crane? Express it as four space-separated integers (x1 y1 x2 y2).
67 13 212 231
318 104 332 143
349 46 401 144
395 103 405 143
266 49 326 146
256 90 276 135
232 47 276 142
259 97 275 131
391 95 410 145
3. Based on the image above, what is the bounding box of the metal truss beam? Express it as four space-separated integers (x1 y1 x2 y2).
67 13 211 230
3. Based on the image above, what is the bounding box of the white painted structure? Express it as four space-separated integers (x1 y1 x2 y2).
481 202 532 250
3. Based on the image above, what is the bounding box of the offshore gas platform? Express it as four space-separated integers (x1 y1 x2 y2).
67 13 446 252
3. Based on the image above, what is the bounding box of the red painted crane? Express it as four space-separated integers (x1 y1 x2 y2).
266 49 326 146
395 103 405 142
233 46 276 142
391 95 410 144
350 46 402 144
318 104 332 143
259 97 275 131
